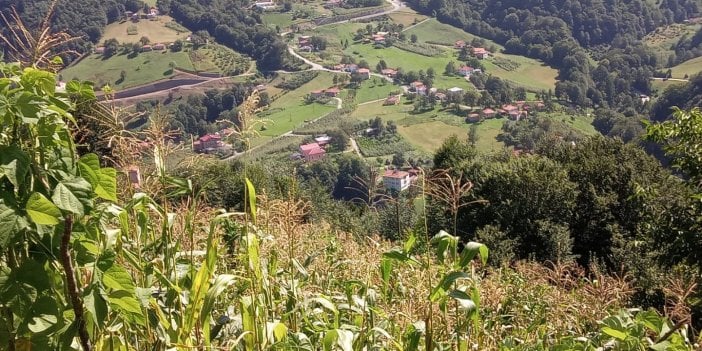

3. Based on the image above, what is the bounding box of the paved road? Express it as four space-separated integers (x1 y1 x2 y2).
651 77 690 82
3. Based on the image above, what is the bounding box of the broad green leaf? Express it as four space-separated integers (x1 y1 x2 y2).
102 266 136 293
96 167 117 202
0 206 28 248
84 287 108 329
0 145 30 188
26 192 62 225
266 321 288 343
23 296 60 335
78 154 116 202
108 290 145 325
310 297 338 314
601 326 628 340
431 230 458 263
430 271 471 302
245 177 257 224
52 178 92 216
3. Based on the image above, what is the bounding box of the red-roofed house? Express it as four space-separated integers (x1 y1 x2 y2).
153 43 166 50
193 133 222 152
481 108 496 118
141 45 153 52
472 47 489 59
381 68 397 78
383 169 411 191
454 40 466 49
384 95 401 105
356 68 371 80
458 65 474 76
467 113 480 123
324 87 341 97
310 90 324 98
299 143 326 162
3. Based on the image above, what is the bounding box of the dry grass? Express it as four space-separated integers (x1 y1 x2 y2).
101 16 190 44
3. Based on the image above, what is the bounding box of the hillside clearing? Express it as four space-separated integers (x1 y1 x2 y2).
101 16 190 44
61 51 194 89
670 56 702 78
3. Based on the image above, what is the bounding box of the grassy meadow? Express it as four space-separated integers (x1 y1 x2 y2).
61 50 194 89
670 56 702 78
101 16 190 44
256 71 345 139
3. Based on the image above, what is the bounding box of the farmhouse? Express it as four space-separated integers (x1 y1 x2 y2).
193 134 223 152
383 169 411 191
95 47 105 54
454 40 466 49
381 68 397 78
310 90 324 98
299 143 326 162
153 43 166 50
356 68 371 80
472 47 490 59
315 135 332 146
467 113 480 123
344 64 359 73
481 108 496 118
298 35 311 46
141 45 153 52
458 65 474 76
325 87 341 97
384 95 401 105
147 7 160 19
254 1 276 9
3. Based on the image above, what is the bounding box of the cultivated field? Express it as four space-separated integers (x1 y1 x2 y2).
352 100 506 153
189 44 250 75
61 51 194 89
386 9 428 27
101 16 190 44
644 23 701 65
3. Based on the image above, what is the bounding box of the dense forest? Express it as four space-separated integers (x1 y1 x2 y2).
158 0 294 70
0 0 148 60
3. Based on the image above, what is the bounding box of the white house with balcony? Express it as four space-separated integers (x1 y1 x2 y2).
383 169 411 191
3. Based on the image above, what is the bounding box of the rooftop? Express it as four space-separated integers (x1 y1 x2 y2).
384 169 409 179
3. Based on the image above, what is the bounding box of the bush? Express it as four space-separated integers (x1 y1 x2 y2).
274 71 319 90
356 135 414 156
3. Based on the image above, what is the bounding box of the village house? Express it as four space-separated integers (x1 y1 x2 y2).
410 81 428 95
344 64 359 73
458 65 474 77
372 34 386 45
333 64 346 71
384 95 401 105
147 7 159 19
356 68 371 80
254 1 276 9
472 47 490 59
193 133 223 152
153 43 166 51
299 143 326 162
324 87 341 97
454 40 466 49
310 90 324 99
298 35 311 47
94 46 105 54
467 113 481 123
383 169 411 191
481 108 496 119
381 68 397 78
315 135 332 146
141 44 153 52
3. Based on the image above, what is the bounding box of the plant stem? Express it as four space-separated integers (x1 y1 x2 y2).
60 215 92 351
